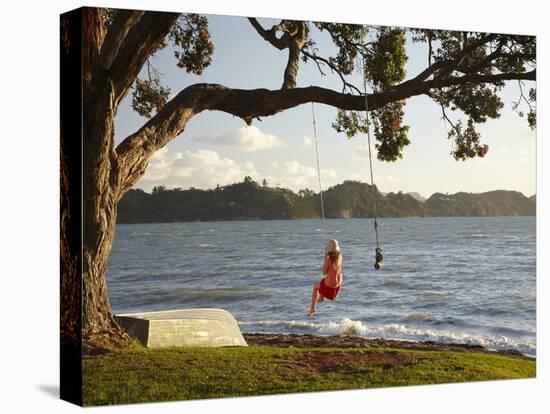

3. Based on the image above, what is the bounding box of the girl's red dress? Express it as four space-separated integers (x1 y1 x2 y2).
319 278 340 300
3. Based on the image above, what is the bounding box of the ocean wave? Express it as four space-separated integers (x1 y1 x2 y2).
131 286 273 305
404 312 432 323
383 278 406 287
423 293 447 303
239 318 536 356
464 233 490 238
129 232 160 237
463 232 518 240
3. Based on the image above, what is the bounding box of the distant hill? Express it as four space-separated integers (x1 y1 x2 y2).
117 180 535 223
424 190 535 217
321 181 425 219
407 192 427 203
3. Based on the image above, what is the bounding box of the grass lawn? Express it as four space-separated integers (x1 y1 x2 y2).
83 343 535 406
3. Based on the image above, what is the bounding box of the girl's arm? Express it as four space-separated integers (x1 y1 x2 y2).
336 272 342 288
322 254 329 275
335 256 343 287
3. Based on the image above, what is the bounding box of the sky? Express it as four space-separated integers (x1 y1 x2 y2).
113 14 536 199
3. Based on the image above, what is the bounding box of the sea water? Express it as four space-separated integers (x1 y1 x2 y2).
107 217 536 356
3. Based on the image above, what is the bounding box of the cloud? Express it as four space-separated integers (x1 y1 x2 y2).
192 125 285 152
264 161 338 192
137 148 258 191
135 148 339 193
303 135 313 148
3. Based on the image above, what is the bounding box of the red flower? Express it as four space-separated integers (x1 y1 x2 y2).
391 115 400 132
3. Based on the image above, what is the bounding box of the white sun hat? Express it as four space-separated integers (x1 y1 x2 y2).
326 239 340 253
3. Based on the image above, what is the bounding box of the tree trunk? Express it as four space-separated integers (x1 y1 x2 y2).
61 175 125 343
61 97 126 343
60 132 82 343
80 78 126 341
61 100 127 342
61 8 126 343
81 190 121 339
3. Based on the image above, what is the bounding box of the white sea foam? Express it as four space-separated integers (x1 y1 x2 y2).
465 233 490 238
240 318 536 356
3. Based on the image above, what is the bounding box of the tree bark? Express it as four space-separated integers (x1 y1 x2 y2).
81 31 125 340
61 8 129 343
81 183 121 339
63 93 126 341
60 127 82 343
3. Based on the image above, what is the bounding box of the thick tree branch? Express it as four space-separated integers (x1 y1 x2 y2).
248 18 307 89
454 33 499 69
282 21 308 89
428 33 500 80
424 69 535 90
460 51 535 75
110 11 179 107
247 17 288 50
283 31 305 89
302 32 504 98
398 60 452 89
396 34 522 92
99 10 145 70
114 68 534 192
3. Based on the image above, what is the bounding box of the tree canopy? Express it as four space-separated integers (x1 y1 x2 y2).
109 10 535 166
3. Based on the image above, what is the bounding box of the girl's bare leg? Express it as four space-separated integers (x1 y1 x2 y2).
309 281 321 316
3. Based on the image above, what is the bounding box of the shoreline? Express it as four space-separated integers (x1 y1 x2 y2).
117 215 535 225
242 333 534 359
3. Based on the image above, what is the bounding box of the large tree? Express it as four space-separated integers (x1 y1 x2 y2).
60 8 535 342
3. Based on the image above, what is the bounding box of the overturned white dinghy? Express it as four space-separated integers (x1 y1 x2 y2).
115 308 247 348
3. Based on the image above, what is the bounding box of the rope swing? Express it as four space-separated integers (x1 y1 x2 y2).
361 58 384 270
310 59 383 270
311 102 326 224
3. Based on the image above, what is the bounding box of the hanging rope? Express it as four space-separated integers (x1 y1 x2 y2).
361 58 383 269
311 102 325 224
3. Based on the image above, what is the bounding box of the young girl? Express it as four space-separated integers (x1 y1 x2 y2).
309 239 343 316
